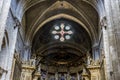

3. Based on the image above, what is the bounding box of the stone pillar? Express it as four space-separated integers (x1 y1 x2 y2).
23 45 31 61
0 0 12 51
92 45 100 61
67 69 70 80
77 72 80 80
102 19 113 80
5 22 19 80
104 0 120 80
55 72 58 80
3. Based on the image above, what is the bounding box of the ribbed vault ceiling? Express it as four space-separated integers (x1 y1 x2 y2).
32 18 91 67
22 0 100 68
23 0 99 43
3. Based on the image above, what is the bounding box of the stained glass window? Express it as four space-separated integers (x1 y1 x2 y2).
52 23 73 42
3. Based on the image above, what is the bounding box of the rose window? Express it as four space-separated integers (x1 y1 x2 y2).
52 23 73 42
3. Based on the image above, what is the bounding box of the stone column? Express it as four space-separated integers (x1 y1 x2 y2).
67 69 70 80
5 21 19 80
55 72 58 80
104 0 120 80
23 45 31 61
102 19 113 80
92 45 100 61
77 72 80 80
0 0 12 51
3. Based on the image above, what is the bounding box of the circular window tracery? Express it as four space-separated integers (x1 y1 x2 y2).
52 23 73 42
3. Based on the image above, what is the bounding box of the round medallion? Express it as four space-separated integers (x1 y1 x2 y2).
52 23 73 42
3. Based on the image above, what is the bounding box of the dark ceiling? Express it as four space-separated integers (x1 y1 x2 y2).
21 0 100 68
23 0 99 43
32 18 91 67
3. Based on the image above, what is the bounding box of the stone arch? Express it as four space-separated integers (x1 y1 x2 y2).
26 13 94 45
20 0 100 45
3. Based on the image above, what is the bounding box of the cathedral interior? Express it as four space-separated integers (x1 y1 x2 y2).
0 0 120 80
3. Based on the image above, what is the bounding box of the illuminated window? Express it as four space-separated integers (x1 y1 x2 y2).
52 23 73 42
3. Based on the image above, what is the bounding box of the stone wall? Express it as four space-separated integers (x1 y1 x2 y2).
3 11 18 80
0 0 4 13
0 5 19 80
0 0 31 79
0 0 12 51
104 0 120 80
